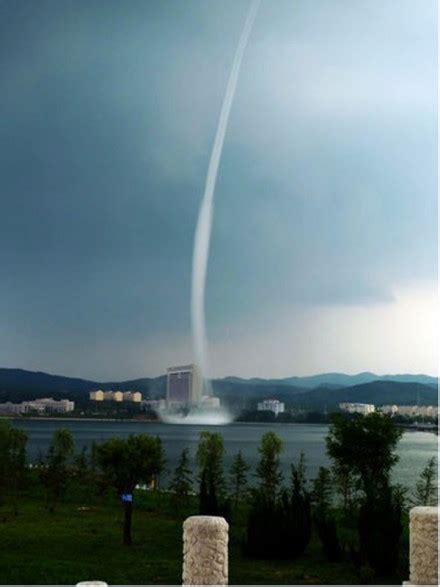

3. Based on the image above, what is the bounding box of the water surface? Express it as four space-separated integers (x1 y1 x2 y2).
15 419 437 490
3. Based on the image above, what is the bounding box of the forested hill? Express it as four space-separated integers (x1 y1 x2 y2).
282 380 438 409
0 367 437 407
0 368 163 402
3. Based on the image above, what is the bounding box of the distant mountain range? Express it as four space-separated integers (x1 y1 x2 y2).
0 367 437 408
0 368 163 402
221 372 438 388
281 380 438 409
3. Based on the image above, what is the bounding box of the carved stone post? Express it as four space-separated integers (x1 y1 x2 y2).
404 506 438 585
183 515 229 585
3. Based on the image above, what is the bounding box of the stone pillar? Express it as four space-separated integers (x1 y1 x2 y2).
183 515 229 585
404 506 438 586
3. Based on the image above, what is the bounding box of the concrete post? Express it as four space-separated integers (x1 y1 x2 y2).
404 506 438 586
182 515 229 585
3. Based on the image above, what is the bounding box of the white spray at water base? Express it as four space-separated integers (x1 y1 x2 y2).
191 0 260 396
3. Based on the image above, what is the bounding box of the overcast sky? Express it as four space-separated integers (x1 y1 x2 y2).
0 0 437 380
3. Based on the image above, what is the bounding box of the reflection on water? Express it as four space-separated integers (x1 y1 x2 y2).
14 419 438 490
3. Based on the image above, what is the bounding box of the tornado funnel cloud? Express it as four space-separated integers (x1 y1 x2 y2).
191 0 260 393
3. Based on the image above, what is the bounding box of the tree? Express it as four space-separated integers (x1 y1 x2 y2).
229 450 250 509
0 422 28 513
255 431 283 501
73 446 89 478
311 466 333 511
169 448 192 512
332 463 357 511
411 457 437 506
0 421 11 505
246 431 284 556
197 432 225 514
288 453 312 556
326 413 402 497
358 485 404 575
311 467 342 562
7 428 28 515
245 452 311 559
40 429 75 512
96 434 164 545
71 446 98 503
196 432 224 491
151 439 166 490
326 413 405 575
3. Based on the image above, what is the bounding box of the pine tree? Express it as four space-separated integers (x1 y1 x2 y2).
73 446 89 478
7 427 28 515
0 422 28 514
40 429 75 513
288 452 312 556
169 448 192 511
196 432 225 494
412 457 437 506
199 468 209 514
255 431 283 501
311 466 333 510
311 466 342 562
229 450 250 509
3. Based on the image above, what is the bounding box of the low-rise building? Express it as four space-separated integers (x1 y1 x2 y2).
0 402 23 415
113 391 123 402
380 405 438 417
122 391 142 403
90 390 104 401
257 399 285 415
90 390 142 402
29 398 75 413
339 402 375 415
0 398 75 415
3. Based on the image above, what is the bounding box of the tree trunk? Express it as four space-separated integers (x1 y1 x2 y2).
123 500 132 546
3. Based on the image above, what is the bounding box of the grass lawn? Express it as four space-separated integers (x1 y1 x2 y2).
0 489 407 585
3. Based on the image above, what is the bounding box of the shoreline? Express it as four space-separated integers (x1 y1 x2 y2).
3 415 437 434
8 416 158 423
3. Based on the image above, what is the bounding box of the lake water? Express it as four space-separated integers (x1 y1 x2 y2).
14 419 438 490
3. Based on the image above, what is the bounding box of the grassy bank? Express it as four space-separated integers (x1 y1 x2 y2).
0 487 407 585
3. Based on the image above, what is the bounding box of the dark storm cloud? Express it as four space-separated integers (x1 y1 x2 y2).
0 0 436 378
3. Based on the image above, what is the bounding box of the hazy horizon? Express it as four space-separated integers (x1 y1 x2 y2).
1 363 437 383
1 0 437 381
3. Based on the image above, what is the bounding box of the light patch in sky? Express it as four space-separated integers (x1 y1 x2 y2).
207 283 438 379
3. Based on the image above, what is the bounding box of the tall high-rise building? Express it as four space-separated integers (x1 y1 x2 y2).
166 364 203 407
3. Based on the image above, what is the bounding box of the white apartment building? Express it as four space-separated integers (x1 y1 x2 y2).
29 398 75 413
0 398 75 415
381 405 438 417
339 402 375 415
257 399 285 415
0 402 23 415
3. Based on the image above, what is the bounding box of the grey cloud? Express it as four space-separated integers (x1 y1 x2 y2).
0 0 436 378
